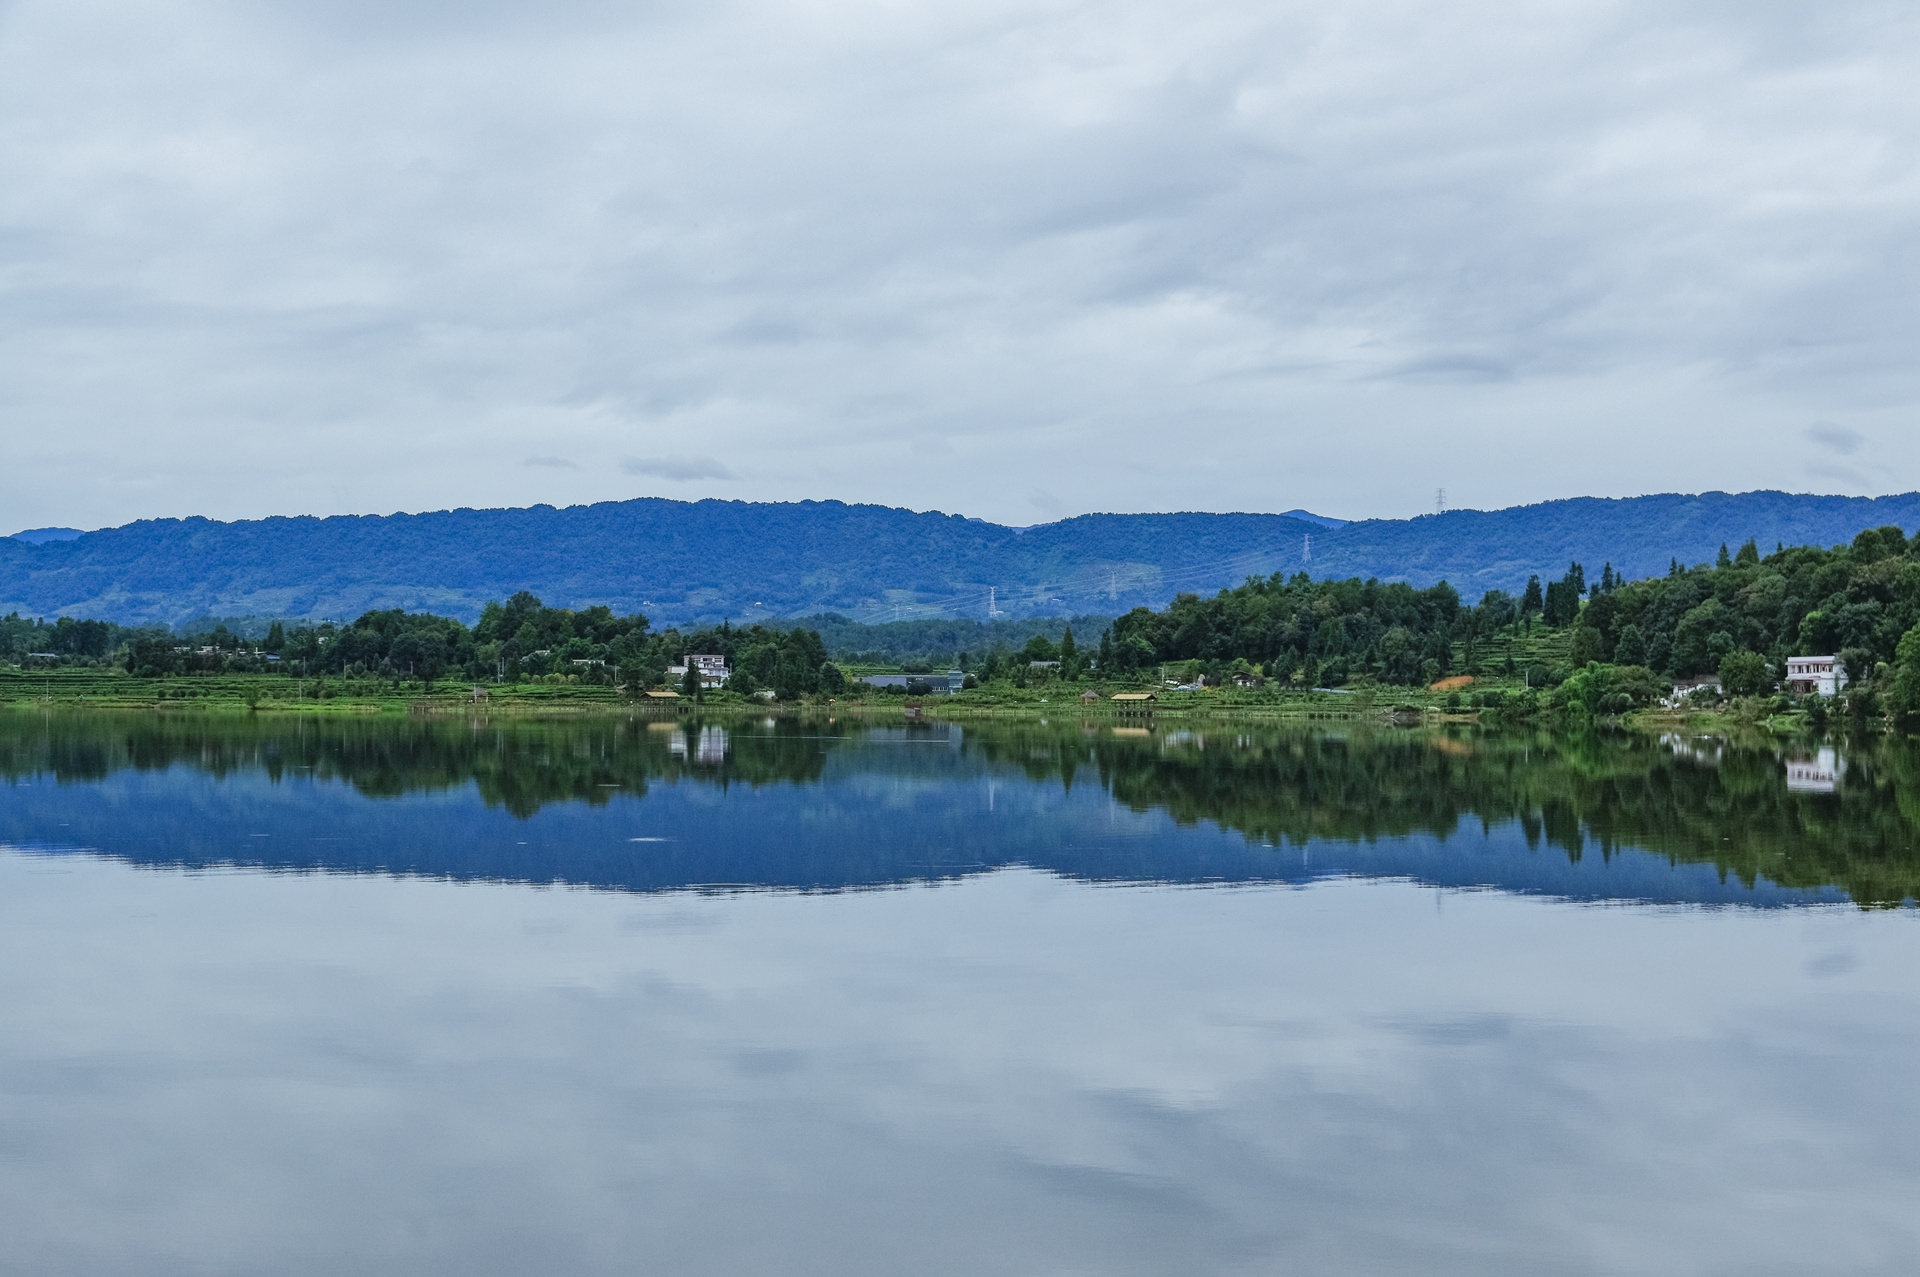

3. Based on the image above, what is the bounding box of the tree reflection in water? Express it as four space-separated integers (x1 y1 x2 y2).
1 712 1914 906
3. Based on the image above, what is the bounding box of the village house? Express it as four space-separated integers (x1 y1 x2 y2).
1663 675 1723 707
665 654 731 686
1785 656 1847 697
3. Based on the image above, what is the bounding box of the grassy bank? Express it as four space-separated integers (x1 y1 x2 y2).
2 648 1856 738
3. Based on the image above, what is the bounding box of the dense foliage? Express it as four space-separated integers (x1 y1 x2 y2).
1100 574 1466 687
773 613 1110 666
1570 528 1917 673
111 590 843 699
1077 523 1920 714
0 613 135 663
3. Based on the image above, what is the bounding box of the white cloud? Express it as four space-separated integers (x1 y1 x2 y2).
1 0 1918 528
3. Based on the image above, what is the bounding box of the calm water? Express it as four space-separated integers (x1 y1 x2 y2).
2 712 1917 1276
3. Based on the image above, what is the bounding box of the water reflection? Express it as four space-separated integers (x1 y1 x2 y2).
4 712 1920 1275
0 711 1913 906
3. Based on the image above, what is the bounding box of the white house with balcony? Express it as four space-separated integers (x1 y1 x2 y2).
1785 656 1847 697
664 654 732 687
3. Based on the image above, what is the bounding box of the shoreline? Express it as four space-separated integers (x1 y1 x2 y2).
0 670 1858 738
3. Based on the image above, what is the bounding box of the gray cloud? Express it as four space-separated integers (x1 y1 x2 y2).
1 0 1918 529
524 455 578 469
620 455 737 482
1806 422 1865 455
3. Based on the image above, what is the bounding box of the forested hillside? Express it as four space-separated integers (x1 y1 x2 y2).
5 490 1920 628
20 522 1920 718
1087 523 1920 715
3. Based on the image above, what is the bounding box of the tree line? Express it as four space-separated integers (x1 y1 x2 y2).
107 591 845 699
1080 523 1920 716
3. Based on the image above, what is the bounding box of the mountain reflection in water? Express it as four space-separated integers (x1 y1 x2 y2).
0 711 1913 907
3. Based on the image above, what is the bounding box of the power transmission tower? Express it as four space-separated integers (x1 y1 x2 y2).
1302 533 1311 564
1436 488 1446 514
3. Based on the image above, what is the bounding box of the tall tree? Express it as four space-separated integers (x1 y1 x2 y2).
1613 624 1648 667
1521 575 1544 617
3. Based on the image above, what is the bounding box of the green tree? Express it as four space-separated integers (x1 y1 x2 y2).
1717 543 1733 569
1020 634 1058 663
126 635 182 678
1718 649 1772 697
1889 624 1920 722
1613 624 1647 667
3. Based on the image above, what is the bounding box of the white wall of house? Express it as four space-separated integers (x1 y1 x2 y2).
1785 656 1847 697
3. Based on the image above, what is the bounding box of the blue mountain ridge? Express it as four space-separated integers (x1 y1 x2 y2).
2 490 1916 627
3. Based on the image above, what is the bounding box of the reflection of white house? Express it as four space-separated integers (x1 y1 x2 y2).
1785 656 1847 696
668 725 729 765
1786 747 1845 794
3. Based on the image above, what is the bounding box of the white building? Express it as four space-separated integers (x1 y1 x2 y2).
666 654 732 687
1785 656 1847 697
688 654 730 681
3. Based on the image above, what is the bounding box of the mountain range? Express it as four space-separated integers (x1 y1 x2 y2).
5 490 1918 627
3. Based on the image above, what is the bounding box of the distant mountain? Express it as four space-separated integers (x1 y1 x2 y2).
1 491 1916 627
1278 509 1348 529
7 527 86 544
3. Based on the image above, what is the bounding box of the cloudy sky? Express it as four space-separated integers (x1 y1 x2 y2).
2 0 1916 532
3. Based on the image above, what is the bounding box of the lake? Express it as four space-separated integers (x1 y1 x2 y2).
2 711 1917 1275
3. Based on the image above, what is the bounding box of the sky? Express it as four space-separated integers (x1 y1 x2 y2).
2 0 1917 533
